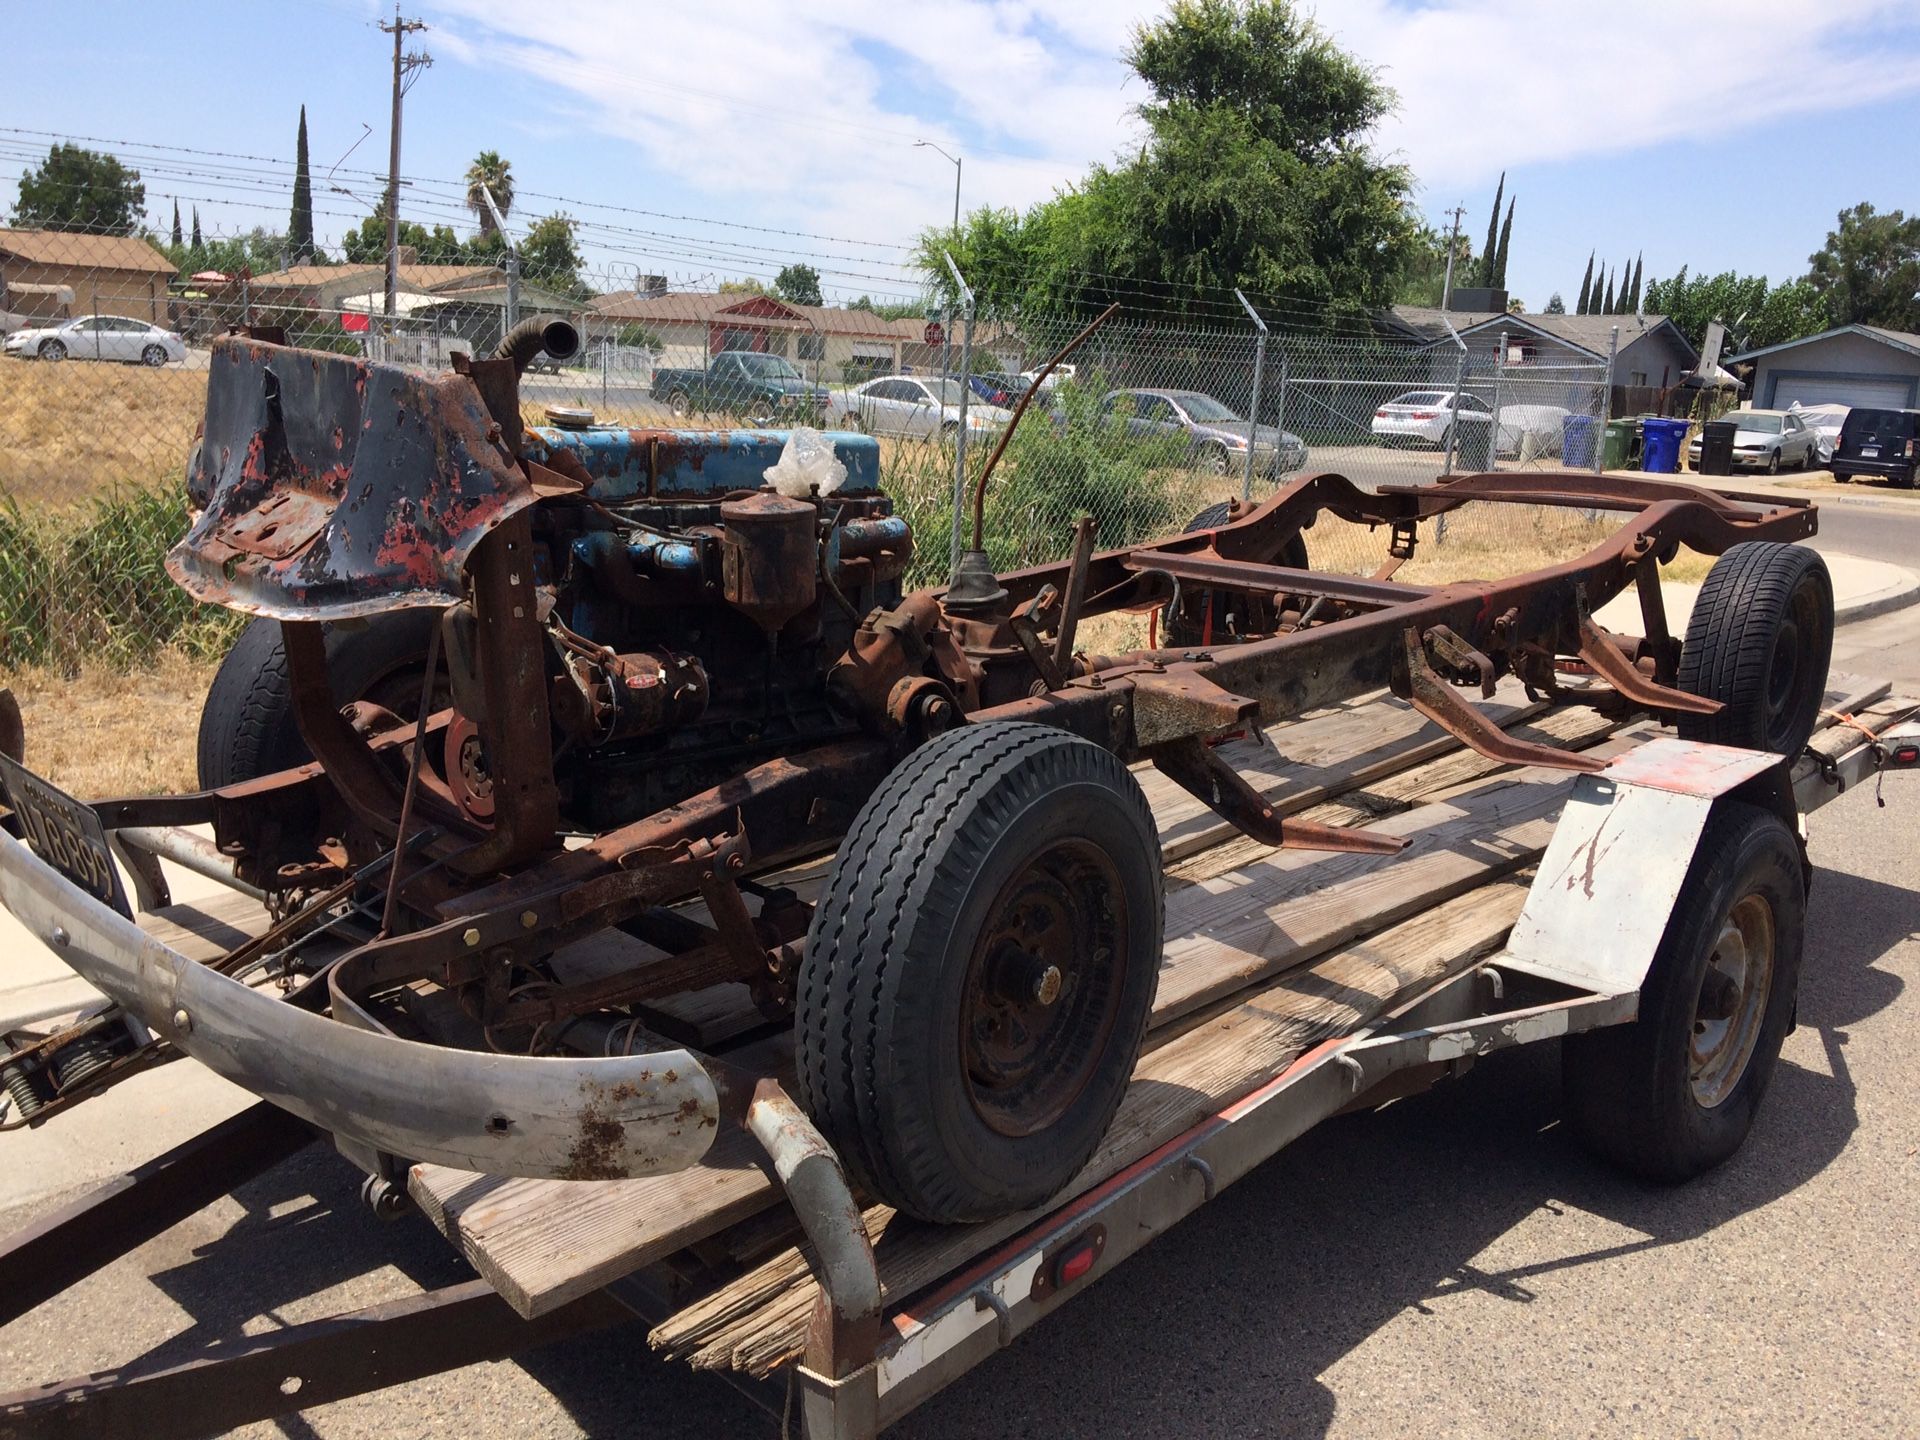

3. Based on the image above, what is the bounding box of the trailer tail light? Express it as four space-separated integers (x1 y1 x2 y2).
1027 1223 1108 1302
1893 743 1918 766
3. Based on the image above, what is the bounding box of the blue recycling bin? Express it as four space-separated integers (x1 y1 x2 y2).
1561 414 1598 468
1641 417 1688 474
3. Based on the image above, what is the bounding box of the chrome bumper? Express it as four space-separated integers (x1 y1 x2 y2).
0 830 719 1180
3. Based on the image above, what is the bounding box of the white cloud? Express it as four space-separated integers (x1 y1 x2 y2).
427 0 1920 295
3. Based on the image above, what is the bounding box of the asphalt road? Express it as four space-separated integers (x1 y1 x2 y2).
0 497 1914 1439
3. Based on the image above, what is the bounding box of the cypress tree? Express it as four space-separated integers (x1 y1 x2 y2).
1626 253 1643 313
170 199 182 248
1479 172 1505 287
289 105 314 265
1493 198 1514 288
1602 267 1616 315
1576 251 1593 314
191 206 203 248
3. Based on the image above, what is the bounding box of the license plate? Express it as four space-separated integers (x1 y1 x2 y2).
0 752 129 917
1862 446 1880 458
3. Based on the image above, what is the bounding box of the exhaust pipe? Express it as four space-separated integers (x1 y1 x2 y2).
494 316 581 376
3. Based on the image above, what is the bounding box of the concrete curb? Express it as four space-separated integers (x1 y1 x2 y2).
1837 564 1920 625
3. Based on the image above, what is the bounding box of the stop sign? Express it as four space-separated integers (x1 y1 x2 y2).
923 319 945 347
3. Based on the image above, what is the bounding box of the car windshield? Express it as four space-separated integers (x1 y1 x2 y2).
1733 414 1783 434
734 354 801 379
1168 393 1242 423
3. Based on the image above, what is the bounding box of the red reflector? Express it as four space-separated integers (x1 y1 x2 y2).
1894 744 1919 765
1057 1242 1097 1286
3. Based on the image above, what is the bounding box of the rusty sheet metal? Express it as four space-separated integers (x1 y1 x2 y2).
0 830 719 1180
167 338 534 620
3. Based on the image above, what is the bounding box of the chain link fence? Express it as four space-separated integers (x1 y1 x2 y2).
1 221 1617 680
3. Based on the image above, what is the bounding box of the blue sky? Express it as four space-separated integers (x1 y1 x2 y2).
8 0 1920 317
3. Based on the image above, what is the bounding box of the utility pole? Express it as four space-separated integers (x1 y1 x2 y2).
380 5 431 321
1439 204 1467 311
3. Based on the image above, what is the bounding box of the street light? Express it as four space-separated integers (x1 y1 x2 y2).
914 140 962 233
915 141 963 378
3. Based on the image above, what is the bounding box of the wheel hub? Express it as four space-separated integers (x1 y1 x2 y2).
1689 892 1776 1108
960 842 1128 1139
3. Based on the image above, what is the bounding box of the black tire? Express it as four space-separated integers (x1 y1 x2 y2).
1675 542 1833 757
1203 443 1232 475
1766 449 1781 475
1562 801 1804 1182
141 344 168 367
195 611 442 788
666 389 692 420
1162 503 1308 648
39 339 65 362
795 721 1164 1223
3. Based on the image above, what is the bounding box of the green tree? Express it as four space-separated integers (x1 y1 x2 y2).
171 199 183 248
1391 215 1472 307
1806 202 1920 331
288 106 315 265
774 263 823 306
342 210 430 265
1576 252 1593 314
1545 291 1566 314
1644 267 1831 352
1492 197 1513 288
12 143 145 234
718 277 770 296
521 211 587 296
465 150 515 238
918 0 1413 323
191 206 202 247
1478 172 1504 287
1602 267 1615 314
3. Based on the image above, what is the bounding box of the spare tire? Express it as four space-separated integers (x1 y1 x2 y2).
1675 543 1833 758
1162 502 1308 648
196 611 442 789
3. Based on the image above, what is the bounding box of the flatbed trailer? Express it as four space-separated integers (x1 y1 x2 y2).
0 678 1914 1440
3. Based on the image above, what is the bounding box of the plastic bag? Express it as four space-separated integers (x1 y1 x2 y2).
763 427 847 498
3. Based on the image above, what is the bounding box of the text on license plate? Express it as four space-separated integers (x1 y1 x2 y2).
0 752 129 916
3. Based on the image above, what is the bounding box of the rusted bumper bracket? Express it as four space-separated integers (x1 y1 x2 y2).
0 831 720 1182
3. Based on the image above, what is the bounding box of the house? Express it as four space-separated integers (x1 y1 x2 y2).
1723 324 1920 411
245 260 509 315
0 228 178 328
242 259 582 356
585 291 929 381
1386 306 1699 388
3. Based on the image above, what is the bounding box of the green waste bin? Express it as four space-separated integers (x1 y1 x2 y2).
1600 419 1635 472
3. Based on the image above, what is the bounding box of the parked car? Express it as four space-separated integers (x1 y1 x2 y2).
1099 388 1309 475
1787 401 1849 465
2 314 186 366
829 375 1013 439
1370 390 1494 448
966 372 1032 408
1829 407 1919 488
648 351 829 425
1020 363 1077 393
1684 409 1819 475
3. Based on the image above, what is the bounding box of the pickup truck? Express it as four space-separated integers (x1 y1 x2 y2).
649 350 830 425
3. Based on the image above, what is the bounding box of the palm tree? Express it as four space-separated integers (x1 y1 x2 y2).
465 150 515 237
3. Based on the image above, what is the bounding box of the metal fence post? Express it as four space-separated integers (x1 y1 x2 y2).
1441 323 1466 476
1488 331 1506 475
943 252 977 576
1234 289 1267 501
1593 325 1619 475
601 335 610 410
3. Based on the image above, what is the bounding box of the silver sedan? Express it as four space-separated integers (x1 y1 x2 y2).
3 314 187 366
829 375 1012 440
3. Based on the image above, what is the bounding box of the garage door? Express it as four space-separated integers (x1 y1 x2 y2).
1772 375 1914 410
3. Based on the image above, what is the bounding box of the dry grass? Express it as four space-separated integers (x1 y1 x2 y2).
4 650 214 797
0 359 205 510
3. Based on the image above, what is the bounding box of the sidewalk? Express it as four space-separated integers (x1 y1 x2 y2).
1594 546 1920 636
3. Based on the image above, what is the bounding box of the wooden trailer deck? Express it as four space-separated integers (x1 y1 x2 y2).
113 674 1867 1384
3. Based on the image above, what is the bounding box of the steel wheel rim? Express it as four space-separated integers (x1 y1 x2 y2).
1689 892 1775 1107
959 838 1129 1138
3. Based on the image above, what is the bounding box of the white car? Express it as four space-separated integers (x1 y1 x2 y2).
1684 409 1820 474
831 375 1012 440
3 314 187 366
1370 390 1493 448
1787 402 1849 464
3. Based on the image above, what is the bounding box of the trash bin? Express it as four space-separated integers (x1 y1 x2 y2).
1641 417 1689 474
1453 420 1493 470
1699 419 1737 476
1561 414 1598 468
1601 419 1635 471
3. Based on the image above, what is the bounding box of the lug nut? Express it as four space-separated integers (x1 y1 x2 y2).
1031 965 1063 1006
